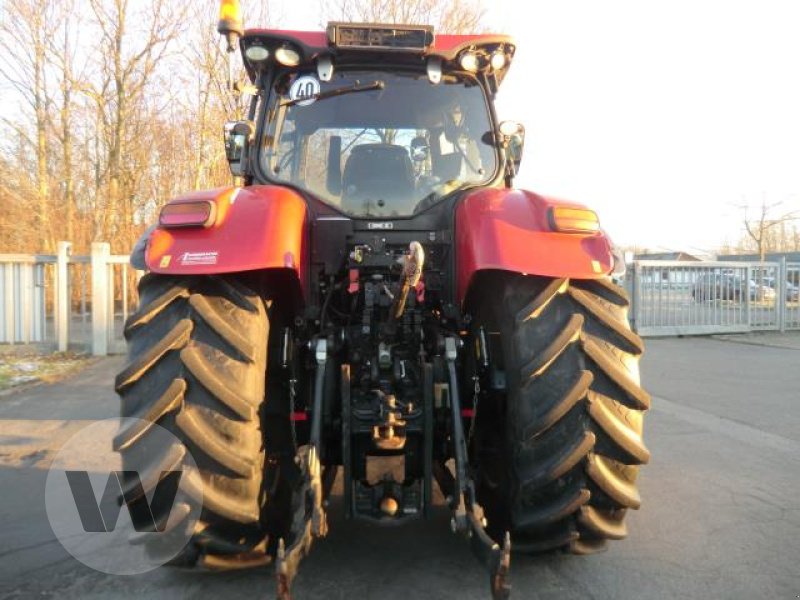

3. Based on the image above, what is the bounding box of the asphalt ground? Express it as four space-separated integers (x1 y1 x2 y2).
0 335 799 599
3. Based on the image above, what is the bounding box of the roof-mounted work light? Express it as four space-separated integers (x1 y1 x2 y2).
459 50 479 72
275 45 301 67
490 50 507 70
245 45 269 62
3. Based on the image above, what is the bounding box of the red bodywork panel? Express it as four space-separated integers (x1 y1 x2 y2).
145 185 307 288
455 189 613 304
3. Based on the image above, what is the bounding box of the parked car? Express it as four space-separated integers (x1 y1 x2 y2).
750 279 777 301
693 273 740 301
692 273 776 302
762 277 800 302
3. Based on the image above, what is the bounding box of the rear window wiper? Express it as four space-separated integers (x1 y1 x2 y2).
281 80 385 107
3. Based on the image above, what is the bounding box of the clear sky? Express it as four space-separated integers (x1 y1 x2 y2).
272 0 800 253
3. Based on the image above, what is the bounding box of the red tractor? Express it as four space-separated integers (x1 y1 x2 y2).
117 3 649 598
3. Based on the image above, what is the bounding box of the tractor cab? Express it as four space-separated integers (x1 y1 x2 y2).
225 24 524 216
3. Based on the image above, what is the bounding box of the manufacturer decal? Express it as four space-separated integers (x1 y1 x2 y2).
367 222 394 230
289 75 321 106
159 255 171 268
180 251 218 266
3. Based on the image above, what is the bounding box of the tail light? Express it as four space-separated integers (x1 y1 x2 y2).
159 200 217 228
548 206 600 234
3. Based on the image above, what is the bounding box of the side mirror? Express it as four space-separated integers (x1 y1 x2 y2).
498 120 525 178
223 120 255 177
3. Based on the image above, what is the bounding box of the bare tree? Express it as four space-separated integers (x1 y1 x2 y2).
0 0 274 255
86 0 188 248
739 198 799 261
185 0 240 190
0 0 58 251
48 0 88 245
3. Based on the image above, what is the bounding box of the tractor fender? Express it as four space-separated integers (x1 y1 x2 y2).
455 188 614 304
143 185 308 290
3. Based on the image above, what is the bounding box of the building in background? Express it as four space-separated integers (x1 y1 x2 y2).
634 251 703 262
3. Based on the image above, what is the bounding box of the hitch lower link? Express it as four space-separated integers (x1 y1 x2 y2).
276 339 329 600
445 337 512 600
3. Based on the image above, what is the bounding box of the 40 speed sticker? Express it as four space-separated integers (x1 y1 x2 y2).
289 75 320 106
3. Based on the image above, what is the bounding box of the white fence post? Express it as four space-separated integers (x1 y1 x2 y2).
778 257 787 333
56 242 72 352
91 242 110 356
631 262 642 332
745 264 752 328
19 263 32 343
2 263 13 343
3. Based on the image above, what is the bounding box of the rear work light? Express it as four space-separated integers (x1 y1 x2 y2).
159 200 216 228
327 22 434 51
275 45 301 66
548 206 600 234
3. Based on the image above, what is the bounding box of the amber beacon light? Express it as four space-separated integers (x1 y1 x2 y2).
217 0 243 50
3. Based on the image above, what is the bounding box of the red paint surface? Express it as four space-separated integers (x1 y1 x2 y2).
455 189 613 304
146 186 307 287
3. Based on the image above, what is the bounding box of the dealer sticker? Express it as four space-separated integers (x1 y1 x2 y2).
180 251 218 266
289 75 321 106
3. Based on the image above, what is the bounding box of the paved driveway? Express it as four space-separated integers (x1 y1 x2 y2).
0 336 798 599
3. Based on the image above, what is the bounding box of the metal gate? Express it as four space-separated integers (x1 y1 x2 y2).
0 256 49 344
628 259 799 336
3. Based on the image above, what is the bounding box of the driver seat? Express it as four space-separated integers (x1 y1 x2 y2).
341 144 415 215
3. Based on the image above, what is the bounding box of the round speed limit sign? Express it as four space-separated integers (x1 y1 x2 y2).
289 75 321 106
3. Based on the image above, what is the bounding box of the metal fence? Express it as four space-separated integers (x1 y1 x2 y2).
4 248 800 351
0 255 49 345
0 242 140 355
628 259 800 336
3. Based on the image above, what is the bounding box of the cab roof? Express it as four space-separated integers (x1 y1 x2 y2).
241 25 515 88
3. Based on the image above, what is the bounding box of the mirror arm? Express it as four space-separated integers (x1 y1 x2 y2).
496 120 525 188
502 143 517 188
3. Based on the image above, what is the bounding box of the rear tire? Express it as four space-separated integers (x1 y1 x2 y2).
115 273 287 567
467 271 650 554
